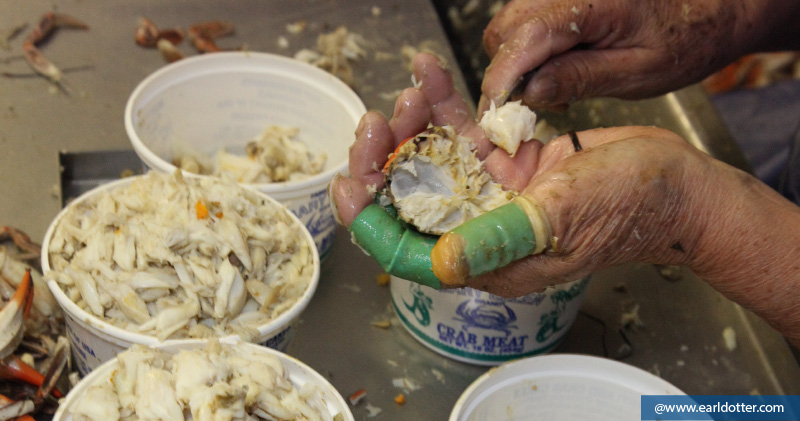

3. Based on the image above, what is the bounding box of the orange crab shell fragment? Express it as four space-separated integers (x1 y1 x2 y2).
382 136 414 174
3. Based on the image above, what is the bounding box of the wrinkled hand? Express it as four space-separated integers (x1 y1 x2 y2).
480 0 798 111
330 52 541 229
331 52 800 348
456 126 710 297
448 124 800 351
331 51 710 298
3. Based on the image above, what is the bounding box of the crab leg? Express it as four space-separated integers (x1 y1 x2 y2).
188 20 235 53
0 270 33 360
22 12 89 84
0 227 40 262
0 248 57 318
349 204 441 289
0 393 35 421
135 17 184 48
33 336 69 402
0 355 63 399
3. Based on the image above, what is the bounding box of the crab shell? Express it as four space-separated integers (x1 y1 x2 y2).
381 125 516 235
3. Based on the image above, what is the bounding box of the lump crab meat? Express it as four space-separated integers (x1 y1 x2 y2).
46 171 314 341
69 341 337 421
478 100 537 157
381 125 516 235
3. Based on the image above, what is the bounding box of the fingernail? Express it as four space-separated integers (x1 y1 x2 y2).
393 96 405 118
355 114 367 137
526 74 558 106
477 95 490 116
328 173 345 226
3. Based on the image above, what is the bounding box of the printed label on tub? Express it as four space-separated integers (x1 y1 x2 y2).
286 188 336 260
261 325 293 352
64 312 126 376
390 277 589 364
66 312 295 376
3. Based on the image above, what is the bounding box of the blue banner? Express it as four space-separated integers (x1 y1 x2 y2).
642 395 800 420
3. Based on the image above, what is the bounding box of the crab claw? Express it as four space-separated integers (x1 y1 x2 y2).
0 227 40 262
22 12 89 87
0 269 33 360
0 393 35 421
0 355 63 399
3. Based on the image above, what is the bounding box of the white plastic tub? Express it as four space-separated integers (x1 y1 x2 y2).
42 175 320 376
53 339 354 421
451 354 686 421
125 52 366 260
391 276 589 365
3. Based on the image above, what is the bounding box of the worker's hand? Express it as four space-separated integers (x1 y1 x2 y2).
331 51 800 348
438 126 711 297
330 51 539 229
331 51 717 295
480 0 800 111
440 125 800 352
435 125 800 351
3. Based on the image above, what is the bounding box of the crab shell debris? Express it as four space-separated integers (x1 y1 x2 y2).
381 126 516 235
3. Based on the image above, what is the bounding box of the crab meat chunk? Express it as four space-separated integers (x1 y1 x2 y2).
478 100 537 157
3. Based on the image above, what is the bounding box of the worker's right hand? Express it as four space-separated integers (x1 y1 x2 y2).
479 0 800 112
434 126 713 296
437 124 800 350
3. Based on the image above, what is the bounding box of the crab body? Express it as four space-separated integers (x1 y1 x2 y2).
382 126 515 235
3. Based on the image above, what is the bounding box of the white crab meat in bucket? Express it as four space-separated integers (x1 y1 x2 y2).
45 171 314 341
68 340 338 421
382 125 516 235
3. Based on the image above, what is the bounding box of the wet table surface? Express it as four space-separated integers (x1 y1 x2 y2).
2 1 799 420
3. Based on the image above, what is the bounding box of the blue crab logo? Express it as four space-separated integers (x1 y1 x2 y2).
454 300 518 337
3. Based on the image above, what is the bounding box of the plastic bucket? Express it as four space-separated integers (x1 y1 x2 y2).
125 52 366 260
42 175 320 376
53 339 354 421
450 354 686 420
391 276 590 365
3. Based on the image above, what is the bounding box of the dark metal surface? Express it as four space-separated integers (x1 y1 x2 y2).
3 1 800 420
58 150 144 205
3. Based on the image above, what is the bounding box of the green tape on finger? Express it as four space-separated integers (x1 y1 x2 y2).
431 196 551 284
349 204 441 289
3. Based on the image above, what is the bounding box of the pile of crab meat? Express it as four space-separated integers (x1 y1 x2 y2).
175 125 327 184
45 171 314 341
69 340 339 421
380 125 516 235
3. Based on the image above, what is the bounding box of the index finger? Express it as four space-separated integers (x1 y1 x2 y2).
481 0 627 111
410 52 498 159
481 18 580 111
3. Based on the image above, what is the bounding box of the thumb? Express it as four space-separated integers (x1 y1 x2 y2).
520 48 679 108
480 0 632 109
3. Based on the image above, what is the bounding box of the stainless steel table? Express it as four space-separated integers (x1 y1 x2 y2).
2 1 799 420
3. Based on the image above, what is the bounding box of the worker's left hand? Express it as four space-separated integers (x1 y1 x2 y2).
330 51 541 229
